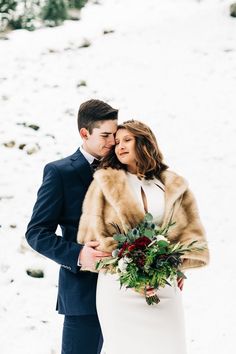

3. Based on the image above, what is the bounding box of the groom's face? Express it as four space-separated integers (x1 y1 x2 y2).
82 119 117 159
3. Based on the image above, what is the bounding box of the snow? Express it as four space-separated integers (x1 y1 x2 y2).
0 0 236 353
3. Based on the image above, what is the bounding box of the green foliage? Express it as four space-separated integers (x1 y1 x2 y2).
97 213 206 305
144 212 153 222
68 0 87 9
41 0 68 27
113 234 126 243
0 0 89 32
0 0 17 13
0 0 17 31
10 2 39 31
1 0 42 31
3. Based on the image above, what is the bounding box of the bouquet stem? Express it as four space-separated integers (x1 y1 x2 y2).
145 294 160 305
144 287 160 305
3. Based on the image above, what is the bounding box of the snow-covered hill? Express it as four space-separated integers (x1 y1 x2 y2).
0 0 235 353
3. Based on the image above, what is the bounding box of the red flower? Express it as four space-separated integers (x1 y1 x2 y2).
128 244 136 252
133 236 151 249
118 242 129 257
118 236 151 258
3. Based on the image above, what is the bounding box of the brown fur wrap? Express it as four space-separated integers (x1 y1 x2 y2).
77 168 209 270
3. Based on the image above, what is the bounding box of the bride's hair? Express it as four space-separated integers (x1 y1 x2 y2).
99 120 168 180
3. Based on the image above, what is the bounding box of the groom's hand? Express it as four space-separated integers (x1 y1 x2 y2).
78 241 111 271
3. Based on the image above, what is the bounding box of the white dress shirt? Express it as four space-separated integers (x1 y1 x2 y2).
80 145 97 164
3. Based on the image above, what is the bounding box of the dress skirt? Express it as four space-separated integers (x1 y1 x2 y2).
96 272 187 354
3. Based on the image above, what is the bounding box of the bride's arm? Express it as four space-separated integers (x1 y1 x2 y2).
175 188 210 270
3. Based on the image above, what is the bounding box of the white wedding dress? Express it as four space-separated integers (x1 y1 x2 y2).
96 173 187 354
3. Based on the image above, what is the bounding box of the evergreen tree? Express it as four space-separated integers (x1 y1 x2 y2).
0 0 17 32
41 0 68 27
0 0 17 13
68 0 87 9
10 0 41 31
0 0 89 32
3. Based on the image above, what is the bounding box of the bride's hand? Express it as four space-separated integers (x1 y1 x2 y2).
133 286 156 297
145 286 156 297
177 277 184 291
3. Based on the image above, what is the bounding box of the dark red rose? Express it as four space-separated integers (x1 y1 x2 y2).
128 244 136 252
118 242 129 257
134 236 151 249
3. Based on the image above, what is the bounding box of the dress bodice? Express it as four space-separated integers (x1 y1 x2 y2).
126 172 165 225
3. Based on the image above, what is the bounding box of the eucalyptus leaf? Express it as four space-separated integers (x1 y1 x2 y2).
144 212 153 222
113 234 127 242
127 230 135 242
143 229 154 239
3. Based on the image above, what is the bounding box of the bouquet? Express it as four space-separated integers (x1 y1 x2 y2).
96 213 205 305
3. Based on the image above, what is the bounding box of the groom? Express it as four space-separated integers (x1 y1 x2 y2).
25 99 118 354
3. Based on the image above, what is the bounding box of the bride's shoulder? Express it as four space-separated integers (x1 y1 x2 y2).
160 169 188 189
93 167 127 185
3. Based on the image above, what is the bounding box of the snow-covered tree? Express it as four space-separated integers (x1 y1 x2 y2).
0 0 17 32
0 0 89 32
41 0 68 27
68 0 87 9
10 0 42 31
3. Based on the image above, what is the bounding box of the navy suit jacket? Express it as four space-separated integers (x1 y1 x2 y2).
26 148 98 315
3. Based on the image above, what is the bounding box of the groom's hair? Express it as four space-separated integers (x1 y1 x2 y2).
77 99 118 133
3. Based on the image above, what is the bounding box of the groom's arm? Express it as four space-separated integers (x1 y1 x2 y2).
25 163 82 274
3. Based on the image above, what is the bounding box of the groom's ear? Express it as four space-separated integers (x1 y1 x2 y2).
80 128 89 140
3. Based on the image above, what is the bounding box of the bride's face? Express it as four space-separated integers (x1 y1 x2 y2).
115 128 137 173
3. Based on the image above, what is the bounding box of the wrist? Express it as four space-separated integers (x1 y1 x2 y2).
77 247 84 267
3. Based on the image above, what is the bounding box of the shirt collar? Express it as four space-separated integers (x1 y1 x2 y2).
80 146 98 164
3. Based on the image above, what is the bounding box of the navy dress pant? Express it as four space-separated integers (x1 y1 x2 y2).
61 315 102 354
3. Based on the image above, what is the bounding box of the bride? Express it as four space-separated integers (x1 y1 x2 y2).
77 120 209 354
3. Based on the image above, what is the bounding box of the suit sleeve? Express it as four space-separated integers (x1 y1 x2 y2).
25 163 83 274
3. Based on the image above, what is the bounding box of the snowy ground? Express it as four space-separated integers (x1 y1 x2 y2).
0 0 236 353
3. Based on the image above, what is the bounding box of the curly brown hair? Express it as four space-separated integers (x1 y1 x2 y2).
99 120 168 180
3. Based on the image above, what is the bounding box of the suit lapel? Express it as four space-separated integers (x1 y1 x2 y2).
70 149 93 188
